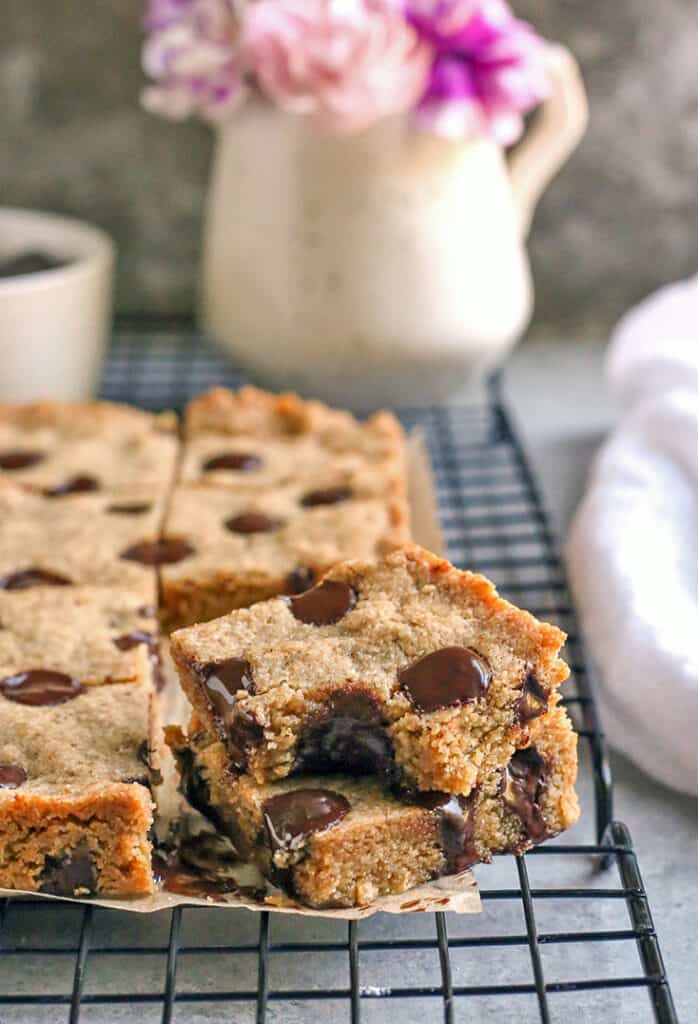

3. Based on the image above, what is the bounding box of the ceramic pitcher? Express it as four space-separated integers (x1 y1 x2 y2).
201 45 588 409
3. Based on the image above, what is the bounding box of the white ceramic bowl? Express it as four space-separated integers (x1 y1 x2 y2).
0 208 114 402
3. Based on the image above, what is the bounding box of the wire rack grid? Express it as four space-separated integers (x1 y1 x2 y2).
0 326 677 1024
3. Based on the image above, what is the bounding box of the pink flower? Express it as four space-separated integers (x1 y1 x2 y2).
407 0 549 144
141 0 247 122
241 0 433 134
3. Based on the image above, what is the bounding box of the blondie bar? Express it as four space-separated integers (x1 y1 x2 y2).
179 387 407 493
0 483 171 604
0 678 157 896
0 400 178 495
161 387 410 628
168 704 578 908
170 546 569 795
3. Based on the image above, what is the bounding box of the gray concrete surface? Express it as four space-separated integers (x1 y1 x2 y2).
3 0 698 334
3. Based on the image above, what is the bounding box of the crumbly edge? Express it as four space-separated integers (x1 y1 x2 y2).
0 400 177 436
183 387 406 447
0 784 155 897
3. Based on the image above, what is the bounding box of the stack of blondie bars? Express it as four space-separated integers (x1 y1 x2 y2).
0 387 579 907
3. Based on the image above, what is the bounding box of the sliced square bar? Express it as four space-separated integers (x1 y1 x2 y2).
168 704 578 909
0 587 161 689
162 387 410 628
179 386 407 494
171 546 570 795
0 400 178 495
0 483 176 604
0 678 157 896
161 479 409 629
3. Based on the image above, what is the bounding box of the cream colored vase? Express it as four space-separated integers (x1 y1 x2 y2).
201 45 588 408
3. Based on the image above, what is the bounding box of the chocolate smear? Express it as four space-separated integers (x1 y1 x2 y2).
0 569 71 590
502 747 549 843
301 486 352 507
0 450 44 470
225 512 282 535
43 475 99 497
203 452 261 472
121 537 193 566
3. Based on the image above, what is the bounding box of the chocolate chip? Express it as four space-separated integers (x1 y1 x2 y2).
0 569 71 590
0 450 44 470
285 580 356 626
113 630 158 651
120 537 193 566
263 789 350 854
399 647 491 713
43 475 99 497
414 791 479 873
225 513 282 535
107 503 152 516
516 672 548 723
0 764 27 788
203 452 261 472
502 747 549 843
199 659 259 767
39 840 96 896
0 670 82 706
286 567 316 594
300 486 353 507
202 658 255 727
295 692 395 779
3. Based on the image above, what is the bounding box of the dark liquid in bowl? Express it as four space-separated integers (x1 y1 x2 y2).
0 251 70 279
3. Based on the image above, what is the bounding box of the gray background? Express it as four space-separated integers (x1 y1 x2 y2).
2 0 698 333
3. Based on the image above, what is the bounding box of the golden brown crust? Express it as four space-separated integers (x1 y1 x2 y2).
0 399 177 436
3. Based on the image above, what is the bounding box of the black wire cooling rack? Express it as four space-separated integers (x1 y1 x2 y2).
0 325 677 1024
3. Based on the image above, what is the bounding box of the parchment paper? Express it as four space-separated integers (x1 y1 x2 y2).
0 433 480 918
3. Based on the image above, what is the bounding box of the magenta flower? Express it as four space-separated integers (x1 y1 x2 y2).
141 0 247 121
240 0 433 134
406 0 549 144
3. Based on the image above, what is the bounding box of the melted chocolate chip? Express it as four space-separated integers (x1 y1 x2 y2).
225 513 282 535
0 669 82 706
43 475 99 497
399 647 491 713
286 567 316 594
295 692 395 779
502 747 549 843
152 850 239 902
113 630 158 651
414 791 478 873
200 659 260 768
203 452 261 473
120 537 193 566
286 579 356 626
300 486 353 508
0 568 71 590
107 502 152 516
39 841 96 896
0 450 44 470
516 672 548 723
0 764 27 788
263 789 350 854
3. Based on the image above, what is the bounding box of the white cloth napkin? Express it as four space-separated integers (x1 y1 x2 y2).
566 276 698 798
